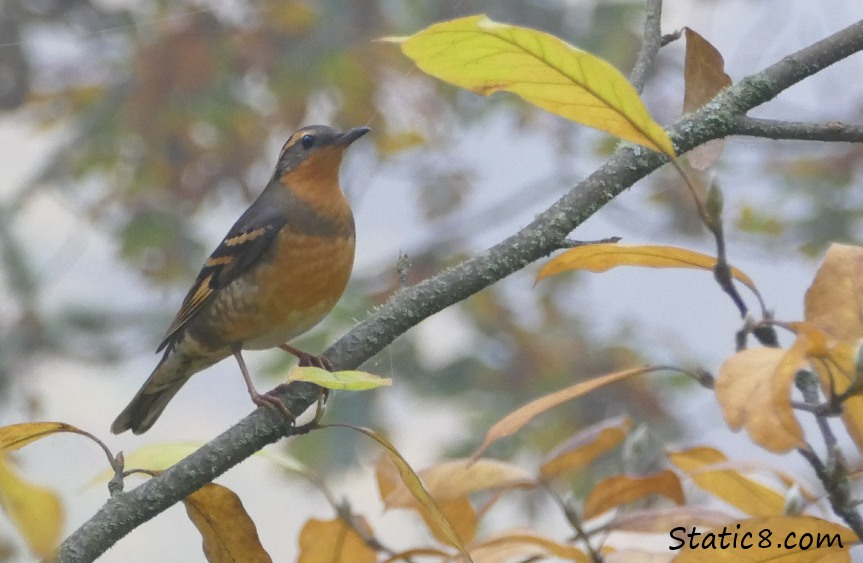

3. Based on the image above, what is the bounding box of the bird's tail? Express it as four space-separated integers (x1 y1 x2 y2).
111 351 197 435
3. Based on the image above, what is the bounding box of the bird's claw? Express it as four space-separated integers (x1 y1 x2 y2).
251 391 295 423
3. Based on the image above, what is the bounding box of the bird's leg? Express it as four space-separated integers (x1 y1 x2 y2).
278 343 331 420
279 343 334 371
232 348 295 421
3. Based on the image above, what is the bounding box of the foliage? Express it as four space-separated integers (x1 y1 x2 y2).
0 1 862 562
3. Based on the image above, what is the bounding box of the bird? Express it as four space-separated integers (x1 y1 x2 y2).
111 124 370 435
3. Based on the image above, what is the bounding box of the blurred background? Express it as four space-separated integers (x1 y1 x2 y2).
0 0 862 560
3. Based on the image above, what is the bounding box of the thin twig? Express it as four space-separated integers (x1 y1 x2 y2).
629 0 664 93
541 481 602 562
732 116 863 143
796 370 863 538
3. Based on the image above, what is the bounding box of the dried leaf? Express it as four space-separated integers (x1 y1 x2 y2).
388 14 675 155
540 416 632 478
298 518 377 563
583 470 685 519
183 483 271 563
417 496 478 546
349 427 468 556
468 529 590 563
804 243 863 452
683 28 732 170
673 516 856 562
668 447 785 517
715 346 806 452
0 455 63 559
804 244 863 341
536 244 759 298
375 456 479 544
384 459 533 507
470 367 651 462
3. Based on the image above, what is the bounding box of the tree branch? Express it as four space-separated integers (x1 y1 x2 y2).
629 0 664 93
732 116 863 143
56 17 863 563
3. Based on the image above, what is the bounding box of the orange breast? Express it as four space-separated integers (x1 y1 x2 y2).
215 230 355 349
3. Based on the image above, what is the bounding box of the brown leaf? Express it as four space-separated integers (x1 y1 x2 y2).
470 367 652 462
583 470 685 519
183 483 271 563
683 28 732 170
668 447 785 517
540 416 632 478
715 346 806 453
298 518 377 563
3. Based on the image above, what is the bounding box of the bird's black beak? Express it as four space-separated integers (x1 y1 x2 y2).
335 126 371 147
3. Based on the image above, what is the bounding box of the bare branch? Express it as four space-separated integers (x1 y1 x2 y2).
732 116 863 143
629 0 664 93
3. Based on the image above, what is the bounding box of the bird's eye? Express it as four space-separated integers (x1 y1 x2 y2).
301 134 314 149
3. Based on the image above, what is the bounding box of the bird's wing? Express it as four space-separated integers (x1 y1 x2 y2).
157 209 286 352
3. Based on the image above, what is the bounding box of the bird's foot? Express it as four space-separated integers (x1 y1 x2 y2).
263 383 327 432
250 389 295 423
279 343 334 371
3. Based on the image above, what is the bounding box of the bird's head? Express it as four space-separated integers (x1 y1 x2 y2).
274 125 370 183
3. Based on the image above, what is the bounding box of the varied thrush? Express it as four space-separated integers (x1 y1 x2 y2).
111 125 369 434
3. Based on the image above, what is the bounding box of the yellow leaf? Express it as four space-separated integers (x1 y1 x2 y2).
582 470 685 520
804 243 863 452
377 458 482 545
298 517 377 563
0 422 83 450
540 415 632 478
804 243 863 341
418 496 477 546
468 529 591 563
673 516 856 562
287 366 392 391
183 483 271 563
683 28 732 170
470 366 652 462
536 244 759 297
715 347 806 452
0 455 64 559
813 342 863 454
391 14 675 156
347 427 468 557
668 447 785 517
384 459 533 508
374 454 400 505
